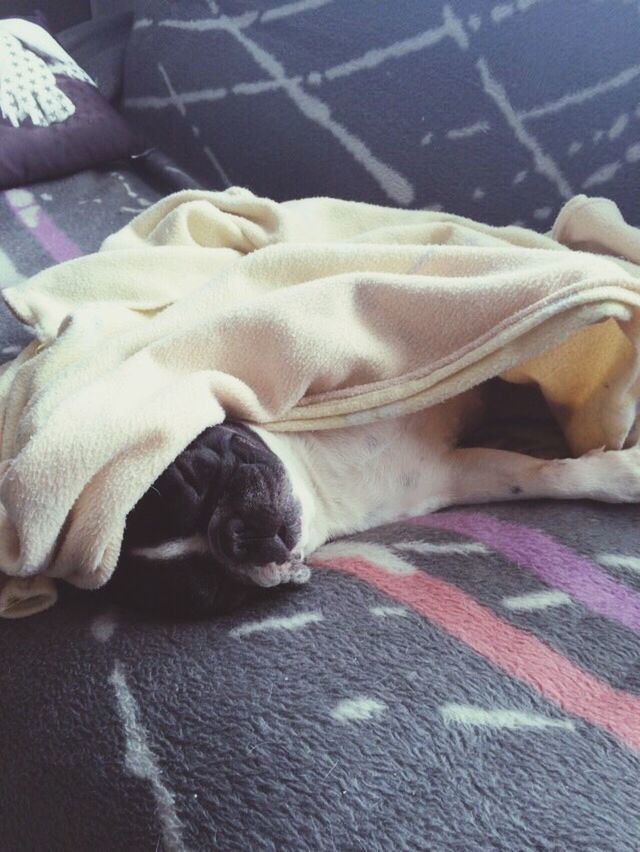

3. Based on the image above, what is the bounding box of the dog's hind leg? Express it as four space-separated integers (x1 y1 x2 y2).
444 445 640 507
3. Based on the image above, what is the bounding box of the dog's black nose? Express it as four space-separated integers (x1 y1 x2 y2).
213 517 292 567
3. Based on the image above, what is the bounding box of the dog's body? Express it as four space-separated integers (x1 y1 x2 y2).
111 380 640 616
252 388 484 555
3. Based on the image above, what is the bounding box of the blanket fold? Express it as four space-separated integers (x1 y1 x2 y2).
2 188 640 617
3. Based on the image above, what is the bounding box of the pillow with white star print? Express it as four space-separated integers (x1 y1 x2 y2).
0 17 140 190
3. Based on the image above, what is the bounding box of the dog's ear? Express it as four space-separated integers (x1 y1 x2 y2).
124 428 236 545
212 421 279 467
108 550 253 618
122 422 260 550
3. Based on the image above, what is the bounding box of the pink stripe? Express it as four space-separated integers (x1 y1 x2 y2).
316 556 640 752
6 191 81 263
414 512 640 635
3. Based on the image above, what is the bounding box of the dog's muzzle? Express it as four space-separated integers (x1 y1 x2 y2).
112 421 310 616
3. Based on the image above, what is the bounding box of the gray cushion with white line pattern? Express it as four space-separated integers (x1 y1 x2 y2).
3 499 640 850
123 0 640 228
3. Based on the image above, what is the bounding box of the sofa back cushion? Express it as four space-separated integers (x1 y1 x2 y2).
124 1 640 226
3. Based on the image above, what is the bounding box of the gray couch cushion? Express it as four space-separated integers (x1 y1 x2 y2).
124 0 640 227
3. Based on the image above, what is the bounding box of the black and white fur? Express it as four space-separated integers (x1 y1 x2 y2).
110 380 640 617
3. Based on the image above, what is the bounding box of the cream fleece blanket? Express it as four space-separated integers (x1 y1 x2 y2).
2 189 640 619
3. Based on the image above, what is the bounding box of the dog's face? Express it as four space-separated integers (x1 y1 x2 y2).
109 423 308 617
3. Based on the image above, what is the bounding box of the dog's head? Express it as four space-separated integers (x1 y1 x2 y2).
110 422 309 617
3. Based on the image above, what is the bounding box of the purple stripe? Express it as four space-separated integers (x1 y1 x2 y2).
413 511 640 635
5 189 81 263
29 210 81 263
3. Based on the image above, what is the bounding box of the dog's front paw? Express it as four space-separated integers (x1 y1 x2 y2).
241 559 311 588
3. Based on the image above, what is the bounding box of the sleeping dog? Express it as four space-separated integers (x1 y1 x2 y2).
110 379 640 616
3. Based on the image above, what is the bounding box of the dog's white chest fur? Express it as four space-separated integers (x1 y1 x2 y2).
256 384 640 560
254 389 483 553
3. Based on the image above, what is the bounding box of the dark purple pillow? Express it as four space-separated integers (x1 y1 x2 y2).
0 17 140 189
